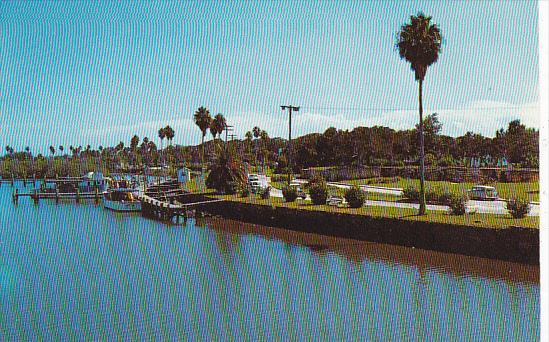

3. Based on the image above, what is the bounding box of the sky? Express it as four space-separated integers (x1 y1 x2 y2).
0 1 540 154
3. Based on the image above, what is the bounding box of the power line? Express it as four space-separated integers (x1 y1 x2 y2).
299 104 538 112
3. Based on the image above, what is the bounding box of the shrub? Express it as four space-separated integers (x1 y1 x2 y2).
437 191 453 206
282 186 298 202
447 194 467 215
425 188 438 203
403 186 419 201
506 198 530 218
240 188 250 198
270 173 287 183
499 170 509 182
258 187 271 200
309 183 328 205
307 174 327 189
345 186 366 208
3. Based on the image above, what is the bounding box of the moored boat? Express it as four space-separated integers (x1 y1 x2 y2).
103 179 141 212
103 189 141 212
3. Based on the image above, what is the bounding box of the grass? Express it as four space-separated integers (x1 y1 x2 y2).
344 177 539 202
210 193 539 230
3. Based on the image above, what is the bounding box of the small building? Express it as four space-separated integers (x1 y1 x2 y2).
177 167 191 184
247 173 270 193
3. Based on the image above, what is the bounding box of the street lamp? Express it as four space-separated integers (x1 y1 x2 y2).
280 105 299 185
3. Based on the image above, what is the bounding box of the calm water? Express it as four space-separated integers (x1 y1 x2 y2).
0 181 539 340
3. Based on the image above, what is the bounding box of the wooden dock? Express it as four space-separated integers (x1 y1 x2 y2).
138 194 224 223
13 188 102 204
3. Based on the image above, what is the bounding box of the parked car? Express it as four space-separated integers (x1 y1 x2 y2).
289 183 307 199
467 185 498 201
326 195 347 207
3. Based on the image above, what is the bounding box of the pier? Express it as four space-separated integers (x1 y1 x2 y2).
139 193 224 223
13 188 102 204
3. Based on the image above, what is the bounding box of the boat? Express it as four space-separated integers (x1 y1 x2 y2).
103 179 141 212
40 171 108 194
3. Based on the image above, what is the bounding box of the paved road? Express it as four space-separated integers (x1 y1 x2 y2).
279 180 540 216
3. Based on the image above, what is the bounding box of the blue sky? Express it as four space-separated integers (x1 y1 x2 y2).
1 1 539 154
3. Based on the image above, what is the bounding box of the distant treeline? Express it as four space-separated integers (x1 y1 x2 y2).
0 115 538 179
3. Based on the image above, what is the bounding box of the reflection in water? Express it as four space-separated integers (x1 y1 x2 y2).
0 182 539 340
205 217 539 285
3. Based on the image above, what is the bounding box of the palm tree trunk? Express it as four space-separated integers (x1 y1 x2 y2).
418 78 426 215
201 134 205 181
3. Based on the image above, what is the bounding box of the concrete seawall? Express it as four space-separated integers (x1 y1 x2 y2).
193 197 538 265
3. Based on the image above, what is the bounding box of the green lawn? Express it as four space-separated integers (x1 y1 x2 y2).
344 178 539 202
211 194 539 229
271 181 403 202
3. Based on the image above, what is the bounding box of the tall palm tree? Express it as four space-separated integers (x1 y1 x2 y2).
194 106 213 174
252 126 261 139
158 127 166 170
210 124 218 141
49 146 56 177
260 130 270 171
245 131 253 162
252 126 261 168
211 113 227 143
397 12 442 215
164 125 175 146
164 125 175 169
98 145 103 171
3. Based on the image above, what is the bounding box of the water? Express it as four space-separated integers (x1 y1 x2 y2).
0 181 539 340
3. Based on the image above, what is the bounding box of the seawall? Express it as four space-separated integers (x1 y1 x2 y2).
191 197 538 265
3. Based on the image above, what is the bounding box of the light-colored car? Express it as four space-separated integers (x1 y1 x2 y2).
467 185 498 201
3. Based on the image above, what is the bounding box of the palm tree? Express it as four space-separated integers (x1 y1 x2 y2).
206 147 246 194
98 145 103 171
164 125 175 146
158 127 166 169
194 106 213 174
164 125 175 170
397 12 442 215
260 130 270 171
252 126 261 139
211 113 227 143
245 131 253 162
210 123 218 141
252 126 261 168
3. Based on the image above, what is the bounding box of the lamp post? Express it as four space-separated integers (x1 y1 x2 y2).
280 105 299 185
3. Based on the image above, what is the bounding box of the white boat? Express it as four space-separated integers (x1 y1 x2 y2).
103 189 141 212
103 179 141 212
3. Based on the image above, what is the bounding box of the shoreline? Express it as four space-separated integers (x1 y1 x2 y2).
190 195 539 265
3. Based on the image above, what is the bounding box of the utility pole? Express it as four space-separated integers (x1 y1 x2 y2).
224 125 234 152
281 105 299 185
225 125 234 144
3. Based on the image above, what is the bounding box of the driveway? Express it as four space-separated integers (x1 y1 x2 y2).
280 180 540 216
